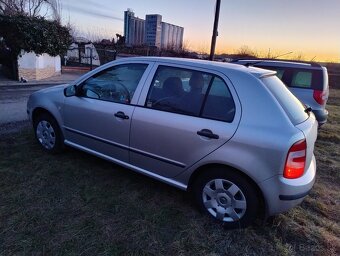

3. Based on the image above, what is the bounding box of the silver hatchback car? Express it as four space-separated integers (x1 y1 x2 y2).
27 57 318 228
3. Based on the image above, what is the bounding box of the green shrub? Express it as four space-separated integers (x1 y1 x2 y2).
0 14 72 58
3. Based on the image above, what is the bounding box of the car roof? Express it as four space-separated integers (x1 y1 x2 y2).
115 56 276 79
232 59 323 69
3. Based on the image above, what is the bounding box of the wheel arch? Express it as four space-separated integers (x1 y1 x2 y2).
32 107 62 128
32 107 64 138
187 163 267 218
32 107 54 125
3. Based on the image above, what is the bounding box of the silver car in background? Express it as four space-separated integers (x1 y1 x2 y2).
231 59 329 126
27 57 318 228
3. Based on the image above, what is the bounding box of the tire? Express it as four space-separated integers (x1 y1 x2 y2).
192 168 260 229
33 113 64 154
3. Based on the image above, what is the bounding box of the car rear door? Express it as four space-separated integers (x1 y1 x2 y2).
129 63 241 178
63 62 152 162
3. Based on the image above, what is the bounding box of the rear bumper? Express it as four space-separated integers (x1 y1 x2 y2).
313 108 328 126
278 189 312 200
259 155 316 216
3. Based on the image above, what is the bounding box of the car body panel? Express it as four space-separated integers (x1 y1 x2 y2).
27 84 68 127
130 107 239 178
295 113 318 173
259 154 316 215
63 97 134 162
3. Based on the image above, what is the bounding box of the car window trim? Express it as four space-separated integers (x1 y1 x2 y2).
73 62 152 105
78 63 148 103
143 65 235 123
198 75 215 116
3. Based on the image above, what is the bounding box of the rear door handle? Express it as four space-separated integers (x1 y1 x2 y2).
114 111 129 120
197 129 219 139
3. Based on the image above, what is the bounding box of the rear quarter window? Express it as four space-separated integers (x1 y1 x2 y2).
262 75 308 125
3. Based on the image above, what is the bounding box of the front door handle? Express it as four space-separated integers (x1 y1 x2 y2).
114 111 129 120
197 129 219 139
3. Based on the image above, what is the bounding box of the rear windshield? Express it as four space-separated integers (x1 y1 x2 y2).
291 71 312 88
262 75 308 125
256 65 324 90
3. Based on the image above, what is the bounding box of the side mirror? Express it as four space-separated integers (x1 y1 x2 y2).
64 85 77 97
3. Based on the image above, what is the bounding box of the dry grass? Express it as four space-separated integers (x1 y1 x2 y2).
326 63 340 89
0 91 339 255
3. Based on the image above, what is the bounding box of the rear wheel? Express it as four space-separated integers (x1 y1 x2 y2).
33 113 63 153
192 168 260 228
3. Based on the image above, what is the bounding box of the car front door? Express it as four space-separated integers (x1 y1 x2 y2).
63 62 151 162
130 64 241 178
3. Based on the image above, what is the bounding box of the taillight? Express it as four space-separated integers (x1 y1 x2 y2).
284 139 306 179
313 90 326 105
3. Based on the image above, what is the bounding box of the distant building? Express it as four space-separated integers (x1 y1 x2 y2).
161 22 184 49
145 14 162 48
124 9 184 49
124 9 145 46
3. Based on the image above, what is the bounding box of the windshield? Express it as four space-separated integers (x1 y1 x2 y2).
262 75 308 125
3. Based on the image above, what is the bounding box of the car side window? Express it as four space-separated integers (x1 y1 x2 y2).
202 77 235 122
80 64 148 104
291 71 312 88
146 66 211 116
146 66 235 122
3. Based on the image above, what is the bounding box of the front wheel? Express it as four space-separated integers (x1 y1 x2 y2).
33 113 64 154
192 168 260 229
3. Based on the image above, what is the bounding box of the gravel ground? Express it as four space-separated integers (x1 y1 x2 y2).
0 71 83 126
0 120 31 135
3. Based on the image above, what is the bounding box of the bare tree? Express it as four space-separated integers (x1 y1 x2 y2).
0 0 25 15
181 40 191 52
293 53 305 62
66 21 80 40
48 0 62 23
235 45 258 58
0 0 43 16
0 0 62 21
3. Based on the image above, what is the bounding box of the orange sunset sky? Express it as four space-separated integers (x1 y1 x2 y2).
61 0 340 62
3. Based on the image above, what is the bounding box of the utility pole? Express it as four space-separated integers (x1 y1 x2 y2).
209 0 221 61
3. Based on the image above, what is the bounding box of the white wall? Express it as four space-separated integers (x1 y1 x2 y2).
55 56 61 72
17 51 61 80
18 51 61 72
